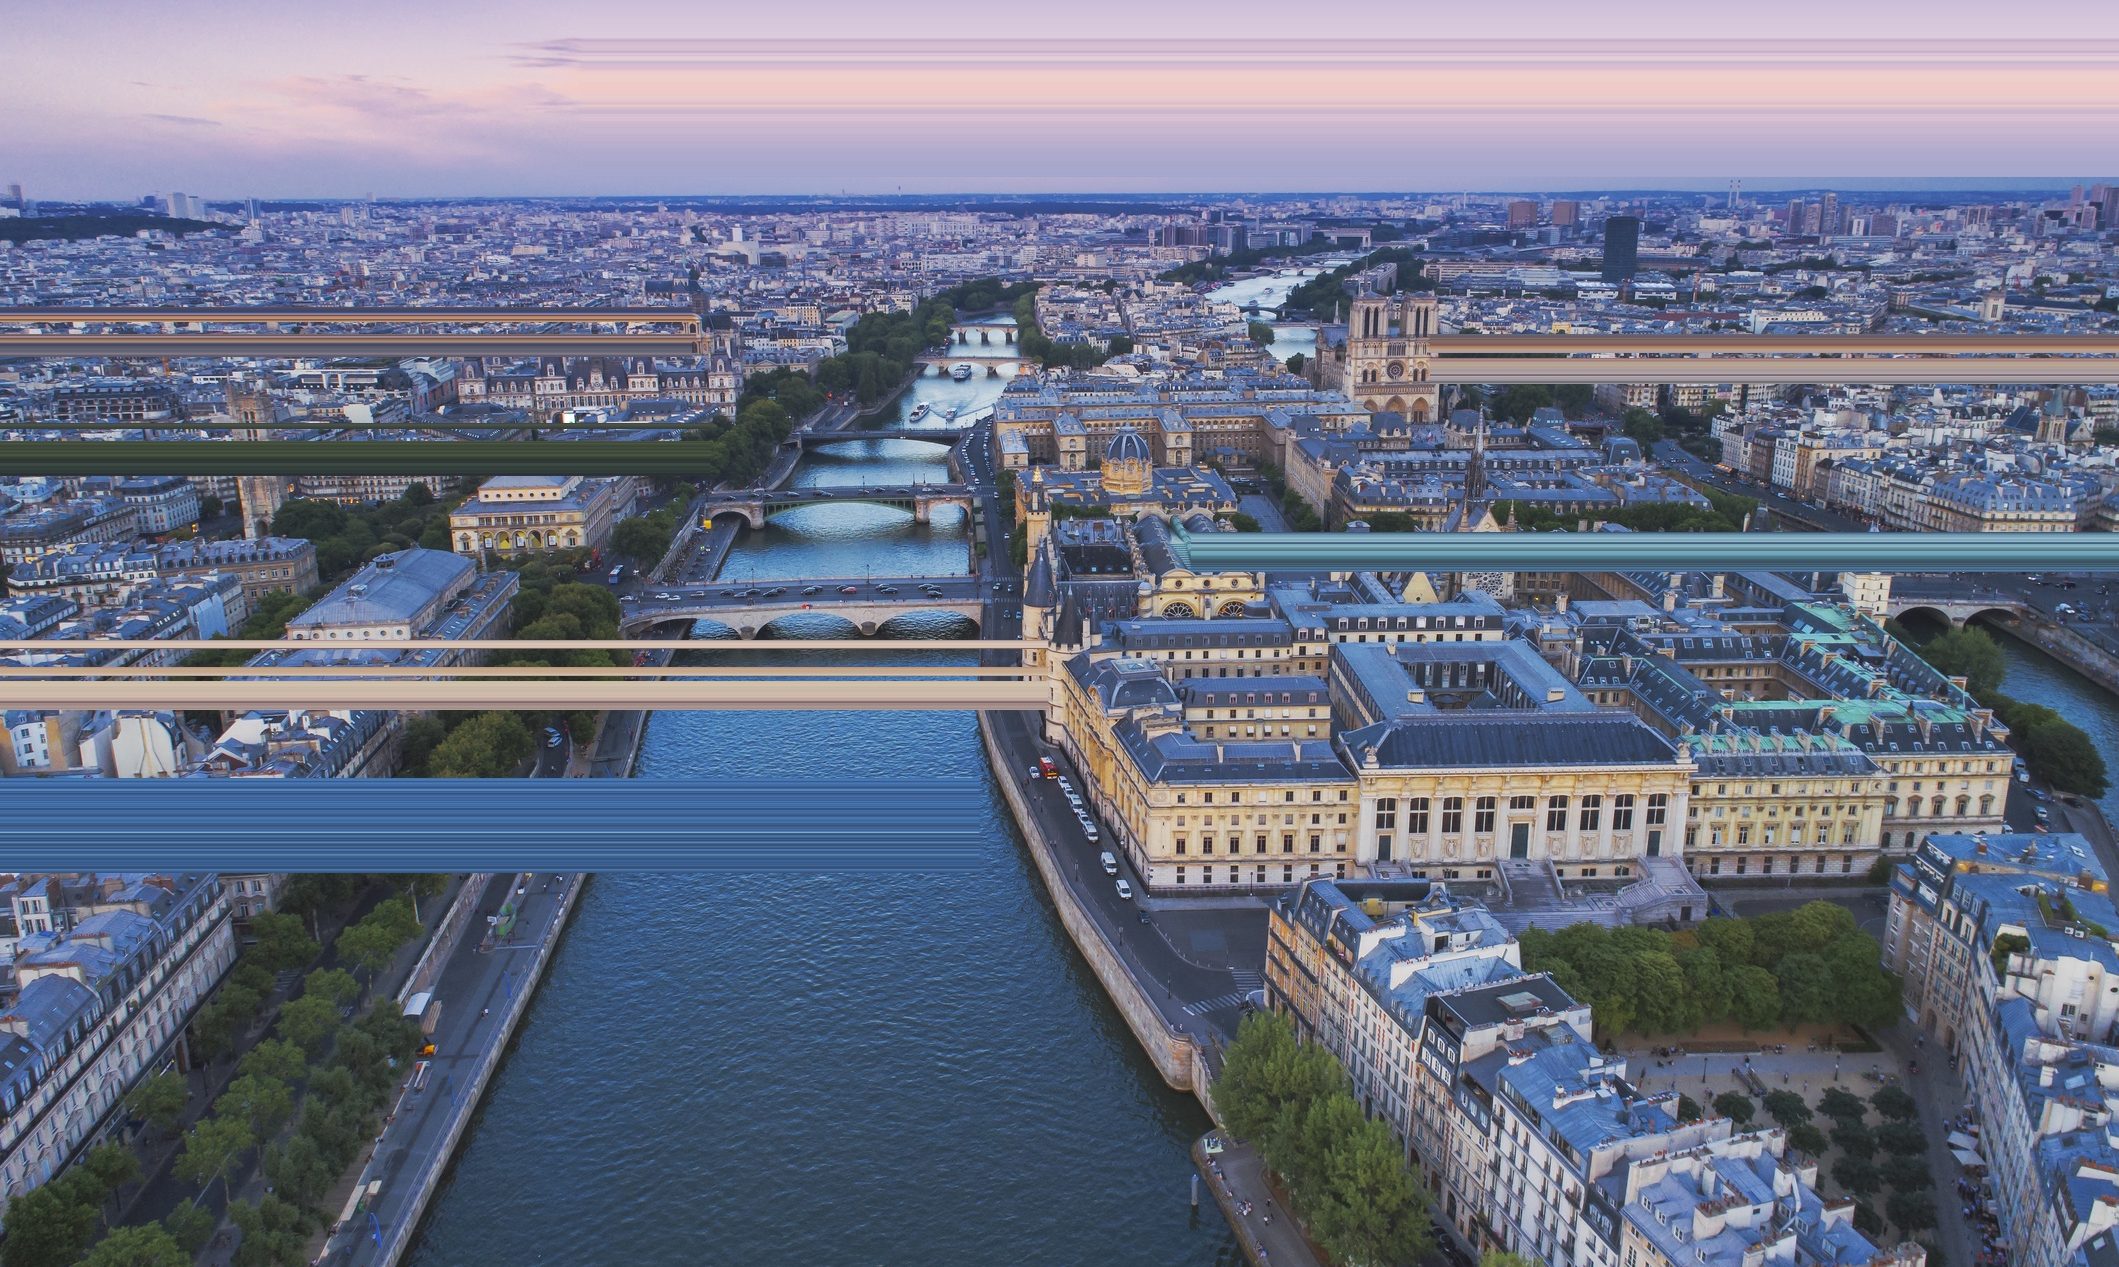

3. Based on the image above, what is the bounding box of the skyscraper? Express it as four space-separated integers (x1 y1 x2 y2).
1820 191 1840 236
1600 215 1640 282
1506 200 1537 229
1550 199 1580 228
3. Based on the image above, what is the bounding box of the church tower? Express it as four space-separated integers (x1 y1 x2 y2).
227 379 289 540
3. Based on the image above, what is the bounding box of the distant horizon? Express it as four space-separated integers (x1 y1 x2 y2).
26 179 2109 207
10 3 2118 199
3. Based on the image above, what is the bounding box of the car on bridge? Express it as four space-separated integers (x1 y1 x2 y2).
839 584 859 594
802 585 823 596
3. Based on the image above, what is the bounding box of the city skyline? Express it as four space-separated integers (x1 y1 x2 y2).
10 1 2119 198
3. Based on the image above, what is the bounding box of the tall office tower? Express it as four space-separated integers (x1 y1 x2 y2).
2098 184 2119 230
1506 200 1538 229
245 197 261 222
1800 203 1823 235
1869 212 1899 238
1550 199 1580 228
3 183 20 210
1784 198 1805 231
1600 215 1640 282
1728 178 1742 210
1820 192 1840 236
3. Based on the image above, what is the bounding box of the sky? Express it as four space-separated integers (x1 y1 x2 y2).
9 0 2119 200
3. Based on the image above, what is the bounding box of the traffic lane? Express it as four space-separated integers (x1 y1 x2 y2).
1002 719 1248 1030
335 877 572 1263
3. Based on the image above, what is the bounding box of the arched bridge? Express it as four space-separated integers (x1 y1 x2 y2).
618 575 986 636
1886 580 2030 629
948 323 1018 346
796 425 972 450
915 355 1026 376
702 483 976 530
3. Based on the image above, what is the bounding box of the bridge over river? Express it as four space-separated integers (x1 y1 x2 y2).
701 482 975 530
617 574 987 636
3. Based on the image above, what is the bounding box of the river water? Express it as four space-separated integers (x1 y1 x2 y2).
407 365 1236 1265
1991 631 2119 827
1207 268 1334 367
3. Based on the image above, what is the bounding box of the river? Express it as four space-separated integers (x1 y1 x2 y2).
1207 268 1338 367
406 363 1236 1265
1991 630 2119 827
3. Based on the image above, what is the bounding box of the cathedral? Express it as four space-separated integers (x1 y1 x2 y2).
1335 292 1442 419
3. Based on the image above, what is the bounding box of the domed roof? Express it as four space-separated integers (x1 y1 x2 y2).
1105 426 1151 466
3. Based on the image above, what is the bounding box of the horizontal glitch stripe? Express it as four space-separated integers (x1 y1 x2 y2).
0 780 993 871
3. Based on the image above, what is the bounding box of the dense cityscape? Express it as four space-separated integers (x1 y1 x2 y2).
7 49 2119 1267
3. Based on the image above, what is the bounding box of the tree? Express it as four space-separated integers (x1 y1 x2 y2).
1623 410 1665 447
1713 1092 1755 1124
1248 320 1277 346
162 1203 215 1255
1215 1011 1339 1142
245 912 319 973
1876 1119 1926 1156
339 898 423 978
217 1073 295 1140
264 1131 337 1210
240 1038 310 1087
1677 947 1732 1028
1694 918 1756 969
1728 965 1781 1030
427 710 534 778
276 994 341 1056
1852 1203 1886 1237
1830 1119 1875 1161
228 1196 310 1267
303 967 360 1010
1762 1090 1812 1126
1307 1115 1433 1267
173 1112 254 1197
2024 719 2109 797
1626 951 1691 1034
1818 1087 1868 1124
1879 1153 1930 1192
1833 1156 1881 1198
1870 1084 1918 1122
81 1140 140 1202
0 1183 96 1267
1916 626 2006 698
1676 1095 1702 1123
1885 1190 1938 1234
1775 953 1836 1025
1787 1122 1829 1156
1286 353 1307 374
78 1225 190 1267
127 1069 189 1135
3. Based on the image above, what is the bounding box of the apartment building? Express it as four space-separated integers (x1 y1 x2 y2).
0 873 235 1217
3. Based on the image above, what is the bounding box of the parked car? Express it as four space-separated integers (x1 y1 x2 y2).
1114 878 1133 900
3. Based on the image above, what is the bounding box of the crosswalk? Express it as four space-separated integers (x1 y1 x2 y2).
1183 991 1249 1017
1183 971 1266 1016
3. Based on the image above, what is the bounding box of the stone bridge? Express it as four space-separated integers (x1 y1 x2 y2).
618 575 985 637
948 323 1018 346
700 483 977 530
1885 584 2030 629
796 425 972 449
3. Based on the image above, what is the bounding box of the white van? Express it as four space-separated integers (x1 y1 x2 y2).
1100 851 1118 875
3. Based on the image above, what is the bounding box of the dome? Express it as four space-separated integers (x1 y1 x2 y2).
1105 427 1151 466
